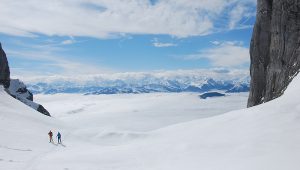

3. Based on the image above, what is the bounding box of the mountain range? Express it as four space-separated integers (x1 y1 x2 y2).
24 70 250 95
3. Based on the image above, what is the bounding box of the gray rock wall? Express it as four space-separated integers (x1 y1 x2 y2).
248 0 300 107
0 43 51 116
0 43 10 88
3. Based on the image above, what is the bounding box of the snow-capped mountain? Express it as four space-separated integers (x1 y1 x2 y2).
24 69 250 95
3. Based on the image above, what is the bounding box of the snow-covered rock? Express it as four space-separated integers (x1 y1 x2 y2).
226 82 249 93
8 79 33 101
7 79 50 116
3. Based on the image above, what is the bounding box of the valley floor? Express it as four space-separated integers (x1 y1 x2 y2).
36 92 248 132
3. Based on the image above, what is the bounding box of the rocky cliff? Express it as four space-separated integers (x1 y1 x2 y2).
0 43 10 88
7 79 51 116
248 0 300 107
0 42 51 116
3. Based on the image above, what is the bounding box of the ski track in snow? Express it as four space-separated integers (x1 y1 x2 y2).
0 145 32 152
25 132 70 170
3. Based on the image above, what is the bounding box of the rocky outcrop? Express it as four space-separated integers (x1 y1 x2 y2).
0 43 51 116
248 0 300 107
7 79 51 117
37 105 51 116
0 43 10 88
8 79 33 101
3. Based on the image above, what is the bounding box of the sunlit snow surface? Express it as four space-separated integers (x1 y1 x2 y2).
35 93 248 145
1 78 300 170
37 93 248 131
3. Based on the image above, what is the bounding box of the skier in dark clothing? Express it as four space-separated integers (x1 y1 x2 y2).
57 132 62 144
48 130 53 143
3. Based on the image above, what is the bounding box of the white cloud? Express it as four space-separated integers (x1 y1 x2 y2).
61 38 76 45
6 42 114 77
153 42 177 47
210 41 221 45
228 3 256 29
184 41 249 67
152 38 177 47
0 0 256 38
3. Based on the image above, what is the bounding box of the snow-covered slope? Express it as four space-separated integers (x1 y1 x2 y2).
1 74 300 170
0 86 62 169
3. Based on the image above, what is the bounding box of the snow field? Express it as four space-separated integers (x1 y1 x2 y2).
1 73 300 170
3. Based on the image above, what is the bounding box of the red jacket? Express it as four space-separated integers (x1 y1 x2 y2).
48 131 53 137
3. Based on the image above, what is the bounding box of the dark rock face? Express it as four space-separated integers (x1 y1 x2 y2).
37 105 51 117
0 43 10 88
248 0 300 107
16 87 33 101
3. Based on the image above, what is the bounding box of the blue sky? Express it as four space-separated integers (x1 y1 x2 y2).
0 0 256 78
